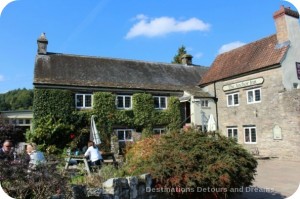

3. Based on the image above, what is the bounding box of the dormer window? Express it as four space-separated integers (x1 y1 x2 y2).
76 94 92 109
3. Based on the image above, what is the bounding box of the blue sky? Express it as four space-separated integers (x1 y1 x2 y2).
0 0 297 93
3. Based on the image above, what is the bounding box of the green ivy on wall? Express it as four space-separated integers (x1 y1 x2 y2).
32 90 182 152
33 89 75 126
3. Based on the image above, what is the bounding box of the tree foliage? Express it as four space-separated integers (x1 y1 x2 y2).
0 88 33 111
0 116 24 144
172 45 187 64
124 129 257 198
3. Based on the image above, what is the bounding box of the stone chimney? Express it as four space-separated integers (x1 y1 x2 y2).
181 54 193 65
37 33 48 55
273 5 300 44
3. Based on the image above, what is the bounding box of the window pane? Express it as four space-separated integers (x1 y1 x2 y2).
154 97 159 108
228 95 233 106
125 96 131 108
154 129 160 134
234 94 239 105
228 129 232 137
18 119 24 124
251 128 256 142
233 129 238 141
25 119 30 124
255 90 261 101
201 100 208 107
125 130 132 140
248 91 253 102
245 128 250 142
160 97 166 108
118 131 124 140
117 96 124 108
85 95 92 107
76 95 83 107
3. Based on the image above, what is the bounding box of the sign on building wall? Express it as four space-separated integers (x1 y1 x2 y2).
273 125 282 140
296 62 300 80
222 77 264 91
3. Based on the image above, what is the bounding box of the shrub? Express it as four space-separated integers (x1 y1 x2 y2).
123 129 257 198
0 156 72 199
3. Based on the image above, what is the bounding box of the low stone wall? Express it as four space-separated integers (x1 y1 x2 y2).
72 173 156 199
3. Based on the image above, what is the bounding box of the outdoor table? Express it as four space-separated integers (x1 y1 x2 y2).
64 155 91 176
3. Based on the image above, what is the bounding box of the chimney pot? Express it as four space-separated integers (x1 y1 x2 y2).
181 54 193 65
37 33 48 55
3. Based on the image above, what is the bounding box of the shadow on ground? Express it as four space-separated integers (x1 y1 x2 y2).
230 186 287 199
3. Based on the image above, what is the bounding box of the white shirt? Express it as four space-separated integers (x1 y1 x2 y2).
84 146 102 162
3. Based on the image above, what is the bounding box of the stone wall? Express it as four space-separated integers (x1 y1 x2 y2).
211 67 300 160
72 173 159 199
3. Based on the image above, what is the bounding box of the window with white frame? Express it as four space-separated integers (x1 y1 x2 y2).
201 99 209 107
247 88 261 104
227 93 239 107
153 128 165 135
76 94 92 109
244 126 257 144
116 95 132 109
116 129 133 141
227 127 238 141
154 96 167 109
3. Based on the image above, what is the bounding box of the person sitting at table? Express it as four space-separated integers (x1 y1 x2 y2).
84 140 103 167
0 140 14 161
26 143 47 170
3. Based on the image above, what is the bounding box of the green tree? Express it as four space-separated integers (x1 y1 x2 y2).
0 88 33 111
172 45 187 64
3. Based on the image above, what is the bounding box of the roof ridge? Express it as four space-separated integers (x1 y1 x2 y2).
45 52 206 68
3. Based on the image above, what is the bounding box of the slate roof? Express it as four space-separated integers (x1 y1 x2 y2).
34 53 208 92
199 34 289 86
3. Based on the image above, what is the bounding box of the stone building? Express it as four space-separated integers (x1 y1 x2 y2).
199 6 300 160
33 33 213 144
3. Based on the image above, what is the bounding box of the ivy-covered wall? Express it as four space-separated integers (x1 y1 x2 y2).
32 89 182 152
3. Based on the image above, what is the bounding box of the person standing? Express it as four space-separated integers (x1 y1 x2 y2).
0 140 14 161
84 140 103 166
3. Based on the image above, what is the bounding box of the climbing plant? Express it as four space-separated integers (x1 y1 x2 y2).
32 90 183 152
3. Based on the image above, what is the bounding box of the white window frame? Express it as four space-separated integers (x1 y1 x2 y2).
116 95 132 110
153 128 166 135
76 94 93 109
154 96 167 110
227 93 239 107
247 88 261 104
244 126 257 144
227 127 238 141
116 129 133 142
201 99 209 107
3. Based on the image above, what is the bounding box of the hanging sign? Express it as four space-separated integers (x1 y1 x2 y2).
296 62 300 80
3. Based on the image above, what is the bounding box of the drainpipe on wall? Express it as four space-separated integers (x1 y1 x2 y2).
214 82 219 130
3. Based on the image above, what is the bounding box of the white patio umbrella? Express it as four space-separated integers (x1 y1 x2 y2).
207 114 216 132
90 115 101 145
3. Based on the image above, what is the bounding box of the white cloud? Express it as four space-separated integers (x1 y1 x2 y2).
218 41 246 54
0 75 4 82
125 15 210 39
194 52 203 59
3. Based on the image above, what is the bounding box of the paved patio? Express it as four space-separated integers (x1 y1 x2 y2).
232 158 300 199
